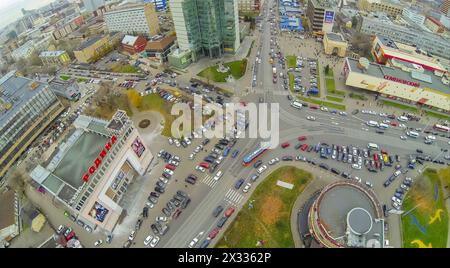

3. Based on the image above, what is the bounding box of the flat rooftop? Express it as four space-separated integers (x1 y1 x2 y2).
0 71 48 127
76 35 104 50
347 57 450 95
326 32 345 42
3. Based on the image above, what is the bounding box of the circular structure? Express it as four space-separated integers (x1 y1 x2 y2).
347 207 373 235
138 119 150 129
307 181 384 248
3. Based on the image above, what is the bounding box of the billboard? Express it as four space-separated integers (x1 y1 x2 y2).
324 11 334 24
132 138 145 158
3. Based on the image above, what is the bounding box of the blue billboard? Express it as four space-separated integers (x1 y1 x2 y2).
324 11 334 24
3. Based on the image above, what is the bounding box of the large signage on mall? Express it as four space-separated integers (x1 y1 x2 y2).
82 135 118 183
324 11 334 24
383 75 420 87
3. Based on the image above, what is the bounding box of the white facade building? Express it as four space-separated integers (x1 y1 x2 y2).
104 4 160 37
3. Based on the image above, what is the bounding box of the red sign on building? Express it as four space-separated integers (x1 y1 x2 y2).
82 135 118 183
383 75 420 87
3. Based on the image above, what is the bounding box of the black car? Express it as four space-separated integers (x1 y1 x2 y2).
151 224 160 235
155 186 165 194
341 172 349 178
150 192 160 198
209 162 219 173
148 196 158 204
218 139 229 146
383 205 389 218
177 190 188 198
319 163 329 170
416 149 423 154
185 177 196 184
204 157 215 164
215 144 225 150
202 139 210 146
181 198 191 209
199 239 211 248
282 156 293 161
142 207 149 218
217 216 228 228
253 160 263 168
352 109 359 115
375 130 384 134
331 168 340 175
213 205 224 217
307 146 314 152
295 143 302 149
287 95 293 101
167 201 175 212
181 140 188 148
383 180 391 187
135 218 143 230
310 159 317 166
156 181 166 189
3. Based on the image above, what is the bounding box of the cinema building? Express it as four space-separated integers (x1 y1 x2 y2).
30 111 153 232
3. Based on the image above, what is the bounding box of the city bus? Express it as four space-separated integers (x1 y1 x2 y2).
433 124 450 133
242 144 270 166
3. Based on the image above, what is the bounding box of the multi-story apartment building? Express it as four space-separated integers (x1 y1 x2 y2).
83 0 105 12
402 7 425 26
0 71 64 180
39 51 71 66
11 41 35 61
306 0 335 33
441 0 450 16
357 0 404 17
359 16 450 59
169 0 240 62
238 0 262 13
104 3 160 38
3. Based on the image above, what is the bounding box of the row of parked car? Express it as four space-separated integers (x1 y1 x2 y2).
194 206 236 248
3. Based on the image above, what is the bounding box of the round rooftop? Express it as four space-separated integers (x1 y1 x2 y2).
347 207 373 235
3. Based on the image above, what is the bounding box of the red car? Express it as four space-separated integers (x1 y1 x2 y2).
224 207 235 217
199 162 210 169
208 228 220 239
301 144 308 151
298 136 307 141
165 164 176 171
390 121 398 127
281 142 290 149
173 209 182 219
310 105 319 110
374 154 379 161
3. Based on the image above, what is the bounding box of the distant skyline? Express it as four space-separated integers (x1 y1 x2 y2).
0 0 57 30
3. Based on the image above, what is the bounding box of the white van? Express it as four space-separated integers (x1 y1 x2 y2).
290 101 302 109
367 143 379 150
397 116 408 122
366 121 379 127
406 131 419 138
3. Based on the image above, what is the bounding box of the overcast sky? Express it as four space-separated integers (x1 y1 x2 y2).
0 0 57 30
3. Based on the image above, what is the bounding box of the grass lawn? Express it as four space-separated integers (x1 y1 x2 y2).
76 78 87 83
425 110 450 120
216 166 313 248
198 59 248 83
111 64 139 73
382 100 418 112
298 96 346 111
289 72 295 92
286 55 297 69
349 92 368 101
401 168 449 248
60 75 71 81
326 95 344 103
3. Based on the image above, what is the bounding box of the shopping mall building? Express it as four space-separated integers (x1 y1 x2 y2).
30 111 153 232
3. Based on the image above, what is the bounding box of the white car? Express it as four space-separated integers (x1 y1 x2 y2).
306 116 316 121
365 181 373 188
184 137 192 145
194 146 202 153
94 240 103 247
189 238 199 248
392 196 402 205
400 135 407 140
215 156 224 165
163 169 174 176
156 216 168 222
243 183 252 193
353 176 362 183
257 165 267 174
159 177 169 184
379 113 387 117
146 202 155 209
339 111 347 116
268 158 280 165
57 225 64 234
129 231 136 241
174 139 181 147
320 107 328 112
352 163 362 170
195 165 206 173
189 153 195 160
168 138 174 145
168 159 179 166
144 235 153 246
392 202 401 210
213 170 223 181
150 235 159 248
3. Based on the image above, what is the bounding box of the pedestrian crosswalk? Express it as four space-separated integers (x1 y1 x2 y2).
225 189 244 206
202 175 218 188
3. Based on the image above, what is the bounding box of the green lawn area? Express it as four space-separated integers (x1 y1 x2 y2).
324 68 345 96
349 92 368 101
60 75 71 81
289 72 295 92
298 96 346 111
286 55 297 69
197 59 248 83
76 78 87 83
216 166 313 248
401 168 449 248
111 64 139 73
326 95 344 103
381 100 418 112
425 110 450 120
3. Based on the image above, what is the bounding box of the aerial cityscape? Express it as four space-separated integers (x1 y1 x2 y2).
0 0 449 250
